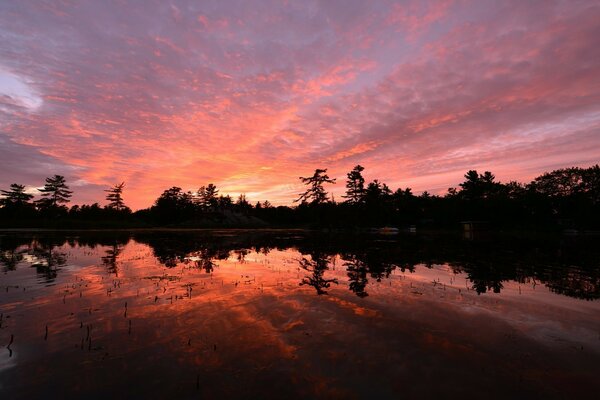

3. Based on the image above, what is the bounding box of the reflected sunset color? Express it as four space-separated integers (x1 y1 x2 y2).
2 1 600 398
1 231 599 398
1 1 599 208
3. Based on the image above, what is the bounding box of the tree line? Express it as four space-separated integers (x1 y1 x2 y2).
0 164 599 229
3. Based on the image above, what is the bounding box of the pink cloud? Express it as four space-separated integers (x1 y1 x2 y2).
0 0 598 209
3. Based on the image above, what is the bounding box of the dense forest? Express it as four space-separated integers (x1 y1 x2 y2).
0 164 599 230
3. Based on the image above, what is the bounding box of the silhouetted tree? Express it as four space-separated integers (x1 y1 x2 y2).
153 186 194 223
217 194 233 210
390 187 417 224
197 183 219 210
362 180 394 226
343 165 366 204
236 194 252 214
75 203 104 219
526 165 600 227
527 166 600 201
503 181 526 200
0 183 34 208
2 163 600 230
105 182 128 211
35 175 72 210
529 167 583 198
459 170 500 200
365 180 392 203
581 164 600 204
158 187 193 205
295 169 336 204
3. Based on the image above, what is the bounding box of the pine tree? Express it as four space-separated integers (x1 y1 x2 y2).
0 183 34 207
343 165 366 204
236 194 252 214
35 175 72 209
196 183 219 210
295 169 336 204
105 182 127 211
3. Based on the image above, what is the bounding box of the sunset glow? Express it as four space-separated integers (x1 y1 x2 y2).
1 0 599 209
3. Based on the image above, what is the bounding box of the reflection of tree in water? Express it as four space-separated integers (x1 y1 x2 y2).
445 237 600 299
363 251 396 282
0 249 24 272
396 262 416 274
97 233 600 300
75 234 130 249
449 261 505 295
340 247 417 297
2 231 598 300
235 249 250 263
194 255 216 273
472 275 504 294
0 236 31 272
29 239 68 283
545 268 600 300
150 241 194 268
190 248 229 273
101 243 123 276
258 246 271 256
248 244 272 256
299 253 338 295
137 234 229 270
343 255 369 297
451 259 600 299
160 254 180 269
1 234 129 282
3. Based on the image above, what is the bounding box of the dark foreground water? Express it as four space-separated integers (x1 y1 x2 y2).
0 230 599 399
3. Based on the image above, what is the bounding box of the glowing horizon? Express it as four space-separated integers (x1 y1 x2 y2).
1 0 599 210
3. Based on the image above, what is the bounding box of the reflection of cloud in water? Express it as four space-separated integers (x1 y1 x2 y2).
0 233 599 398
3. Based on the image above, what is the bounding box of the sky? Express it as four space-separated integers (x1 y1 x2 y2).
0 0 599 210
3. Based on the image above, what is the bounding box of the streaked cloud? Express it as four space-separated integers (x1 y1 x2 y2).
0 0 598 208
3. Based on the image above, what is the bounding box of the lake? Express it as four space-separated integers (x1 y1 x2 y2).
0 230 599 399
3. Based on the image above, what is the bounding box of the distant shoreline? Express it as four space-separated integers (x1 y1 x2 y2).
1 227 598 238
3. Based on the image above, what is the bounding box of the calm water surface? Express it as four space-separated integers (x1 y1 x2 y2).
0 230 599 399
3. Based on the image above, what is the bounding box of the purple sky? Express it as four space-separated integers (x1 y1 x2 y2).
1 0 599 209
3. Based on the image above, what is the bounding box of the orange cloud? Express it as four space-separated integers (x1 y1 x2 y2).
0 0 598 208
